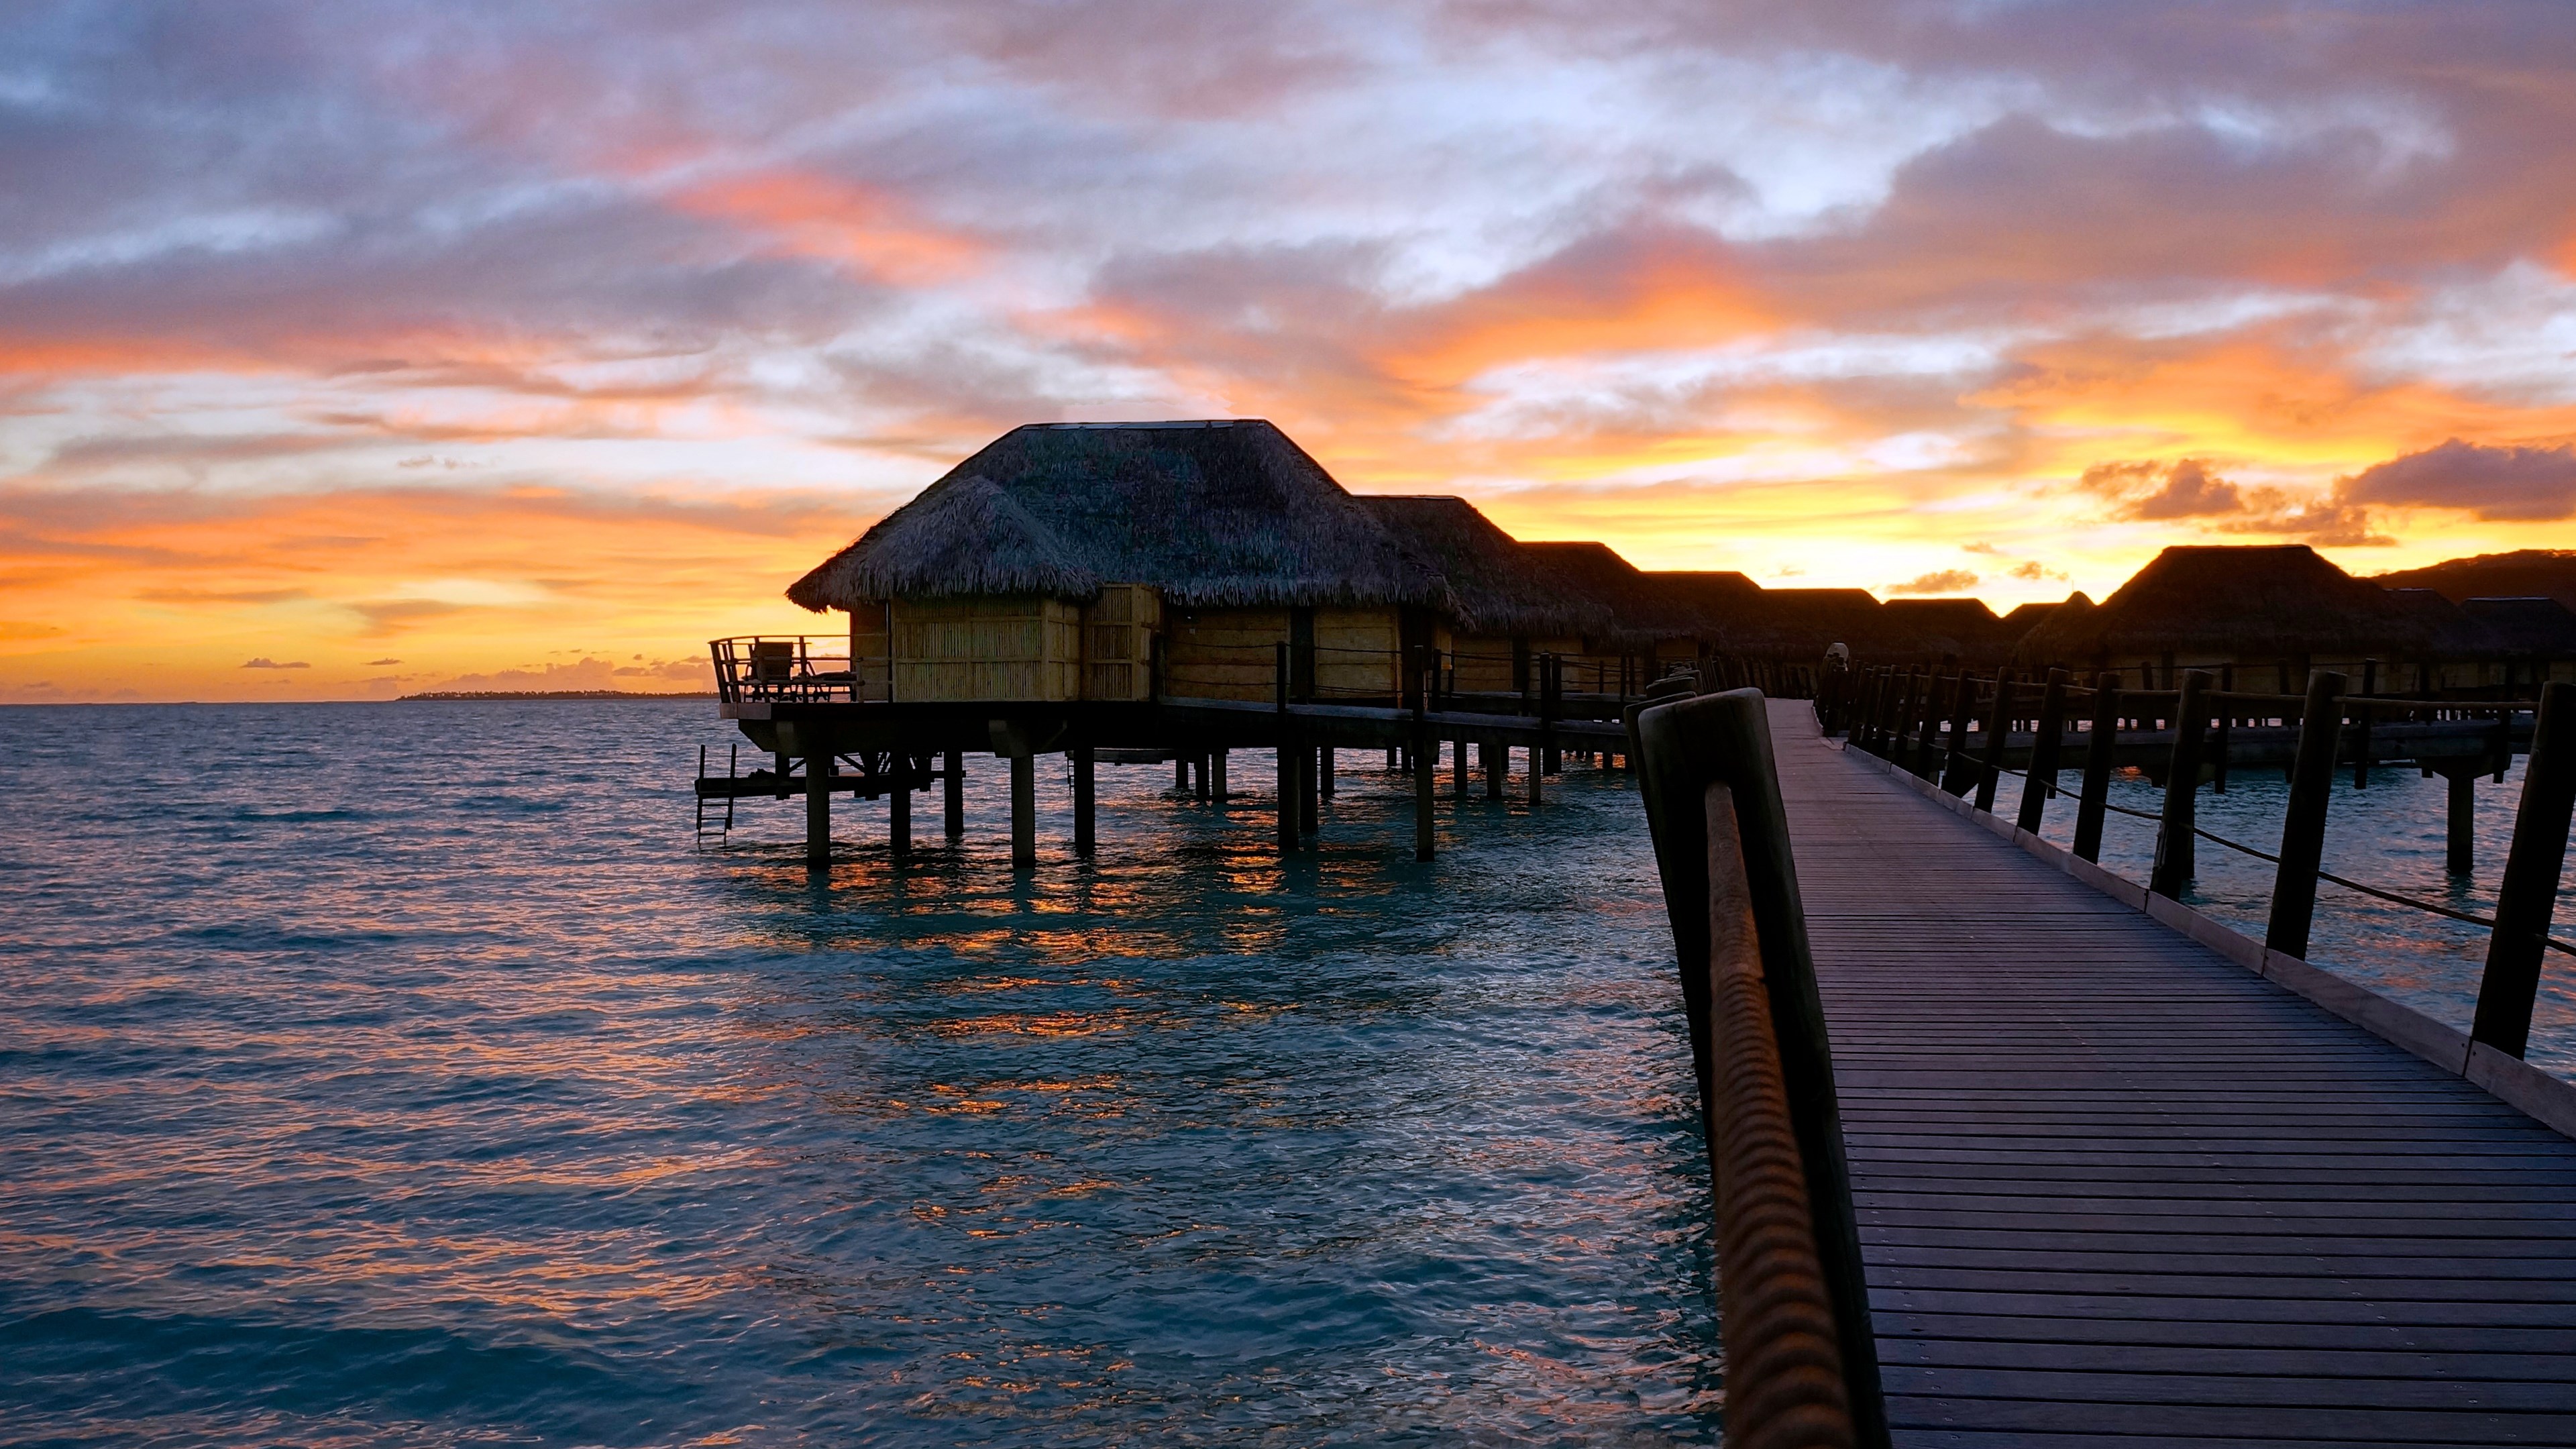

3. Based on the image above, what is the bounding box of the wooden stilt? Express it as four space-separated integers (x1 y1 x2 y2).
1276 741 1298 852
1072 745 1095 855
1452 736 1468 798
1195 751 1212 802
2447 766 2476 875
1525 744 1543 806
1210 748 1228 804
890 754 911 863
1484 739 1505 800
1319 745 1335 798
1010 750 1036 868
943 749 963 836
1175 756 1190 793
805 748 833 867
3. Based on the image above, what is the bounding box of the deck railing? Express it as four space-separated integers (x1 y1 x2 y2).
1820 661 2576 1059
708 635 869 704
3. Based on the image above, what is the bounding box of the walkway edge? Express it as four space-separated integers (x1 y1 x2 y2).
1825 731 2576 1140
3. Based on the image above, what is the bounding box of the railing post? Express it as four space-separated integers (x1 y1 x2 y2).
1976 670 2014 812
2265 671 2347 959
2017 668 2069 835
2354 658 2377 789
1941 672 1979 796
1633 689 1888 1449
2074 674 2121 863
2151 670 2213 898
1911 670 1945 780
2471 682 2576 1057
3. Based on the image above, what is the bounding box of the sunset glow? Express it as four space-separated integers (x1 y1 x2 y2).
7 3 2576 701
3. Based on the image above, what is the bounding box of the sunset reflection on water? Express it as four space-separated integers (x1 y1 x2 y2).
0 702 1719 1446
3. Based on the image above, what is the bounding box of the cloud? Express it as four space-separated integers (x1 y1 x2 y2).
1888 568 1978 594
2343 437 2576 521
2007 560 2068 581
2079 458 2244 519
241 657 309 669
366 656 400 665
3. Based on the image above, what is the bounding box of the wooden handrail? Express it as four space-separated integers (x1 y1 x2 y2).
1631 687 1890 1449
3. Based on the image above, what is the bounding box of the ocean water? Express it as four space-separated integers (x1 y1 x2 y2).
0 702 1719 1448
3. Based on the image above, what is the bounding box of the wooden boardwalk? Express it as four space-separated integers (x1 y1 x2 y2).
1768 700 2576 1447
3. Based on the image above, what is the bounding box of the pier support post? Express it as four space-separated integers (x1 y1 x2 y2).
2017 669 2069 835
1275 741 1298 852
805 746 833 868
2441 763 2477 875
2472 682 2576 1058
944 749 963 837
1525 743 1543 806
2073 674 2121 863
1413 692 1436 861
1176 756 1191 794
2354 659 2377 789
1195 752 1212 802
1072 744 1095 855
1318 745 1335 799
890 755 911 864
1009 749 1036 869
1452 736 1468 798
2151 670 2213 898
1912 671 1945 780
2265 671 2347 959
1210 748 1227 804
1484 740 1504 800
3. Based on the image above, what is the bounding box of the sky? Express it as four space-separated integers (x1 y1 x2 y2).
5 1 2576 702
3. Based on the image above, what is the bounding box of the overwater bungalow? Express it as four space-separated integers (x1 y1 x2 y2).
1878 596 2009 668
1517 541 1711 688
2014 544 2430 690
786 419 1453 706
1356 496 1611 696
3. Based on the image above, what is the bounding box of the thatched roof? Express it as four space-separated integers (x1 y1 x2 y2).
1730 587 1884 659
2015 545 2428 664
789 420 1449 612
2461 597 2576 659
2387 588 2493 659
2372 550 2576 612
1358 496 1610 637
2000 592 2089 636
1876 596 2008 666
1520 541 1705 645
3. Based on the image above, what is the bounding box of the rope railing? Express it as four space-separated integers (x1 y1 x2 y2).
1822 659 2576 1058
1632 687 1887 1449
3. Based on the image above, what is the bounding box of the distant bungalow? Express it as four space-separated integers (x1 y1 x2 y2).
787 419 1451 706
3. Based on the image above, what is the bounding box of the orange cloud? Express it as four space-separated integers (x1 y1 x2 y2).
668 170 989 285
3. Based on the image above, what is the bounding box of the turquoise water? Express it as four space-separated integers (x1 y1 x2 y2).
0 703 1719 1446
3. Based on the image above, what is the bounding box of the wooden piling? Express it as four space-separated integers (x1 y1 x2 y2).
2017 668 2069 835
2446 765 2476 875
2150 670 2212 898
2355 659 2377 789
1485 739 1505 800
2471 682 2576 1058
1413 676 1436 861
943 749 964 836
2212 664 2233 794
1210 748 1227 804
1452 736 1468 798
1974 671 2012 812
1526 743 1543 806
2265 671 2347 959
1009 749 1036 869
1071 744 1095 855
2073 674 2121 863
1319 745 1335 799
890 754 911 863
805 746 833 867
1912 670 1945 780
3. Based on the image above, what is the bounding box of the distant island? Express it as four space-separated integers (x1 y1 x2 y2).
398 690 717 701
